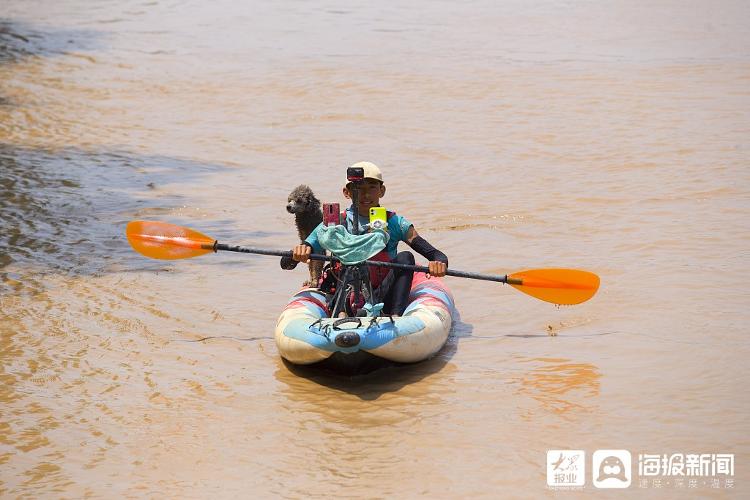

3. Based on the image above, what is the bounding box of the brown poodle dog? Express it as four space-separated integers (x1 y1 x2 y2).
280 185 324 287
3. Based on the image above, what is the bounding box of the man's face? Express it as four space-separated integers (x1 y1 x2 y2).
343 179 386 213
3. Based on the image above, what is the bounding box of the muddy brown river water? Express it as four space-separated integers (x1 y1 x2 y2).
1 1 749 497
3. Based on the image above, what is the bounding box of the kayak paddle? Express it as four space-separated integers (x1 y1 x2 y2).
126 220 599 305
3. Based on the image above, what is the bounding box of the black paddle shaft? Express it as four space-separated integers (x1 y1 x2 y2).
213 243 515 285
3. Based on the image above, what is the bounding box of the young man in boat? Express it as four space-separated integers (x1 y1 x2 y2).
289 162 448 316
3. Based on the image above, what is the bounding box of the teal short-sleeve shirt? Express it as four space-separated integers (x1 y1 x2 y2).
305 205 412 259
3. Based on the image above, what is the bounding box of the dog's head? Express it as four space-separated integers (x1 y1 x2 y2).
286 184 321 214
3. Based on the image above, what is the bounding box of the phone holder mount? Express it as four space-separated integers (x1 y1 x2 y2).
331 165 368 316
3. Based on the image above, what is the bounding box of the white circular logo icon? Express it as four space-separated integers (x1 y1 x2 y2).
593 450 632 488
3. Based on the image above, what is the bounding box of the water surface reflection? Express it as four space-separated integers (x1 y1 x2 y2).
514 357 601 422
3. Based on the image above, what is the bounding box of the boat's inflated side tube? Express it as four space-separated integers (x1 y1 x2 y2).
274 273 455 366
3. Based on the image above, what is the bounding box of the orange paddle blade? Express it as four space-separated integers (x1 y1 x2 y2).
126 220 216 260
508 268 600 305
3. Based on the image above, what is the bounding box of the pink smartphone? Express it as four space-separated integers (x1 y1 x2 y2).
323 202 340 226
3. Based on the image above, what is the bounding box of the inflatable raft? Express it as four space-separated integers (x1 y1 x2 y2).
274 272 455 372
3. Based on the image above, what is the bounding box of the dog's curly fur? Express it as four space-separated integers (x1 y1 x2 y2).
282 184 324 287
